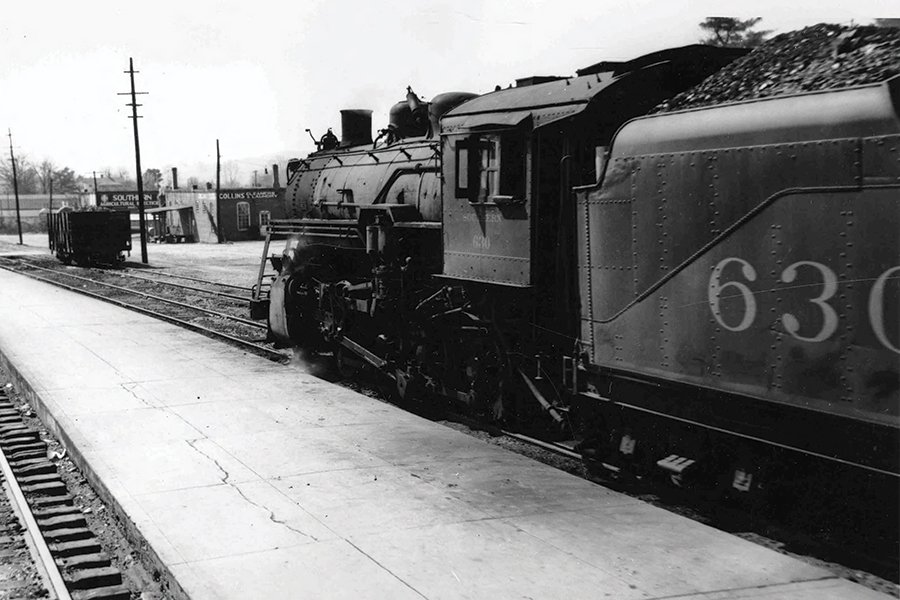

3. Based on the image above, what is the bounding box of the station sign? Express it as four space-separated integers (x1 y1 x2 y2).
217 189 278 201
96 191 161 209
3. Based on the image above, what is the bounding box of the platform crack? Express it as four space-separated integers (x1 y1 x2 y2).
186 438 317 542
119 382 155 408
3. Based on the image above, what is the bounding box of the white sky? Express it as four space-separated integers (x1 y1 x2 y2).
1 0 895 183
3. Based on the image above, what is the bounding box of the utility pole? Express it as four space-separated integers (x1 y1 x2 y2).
48 176 53 212
92 170 99 198
119 58 149 263
253 169 258 187
6 129 22 245
215 139 222 243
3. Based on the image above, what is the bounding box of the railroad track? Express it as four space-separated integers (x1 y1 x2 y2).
0 389 128 600
121 266 252 292
0 256 288 363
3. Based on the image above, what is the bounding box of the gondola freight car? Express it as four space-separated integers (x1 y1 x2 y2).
48 207 132 265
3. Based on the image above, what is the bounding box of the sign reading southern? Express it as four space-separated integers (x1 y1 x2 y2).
96 191 161 209
217 189 278 201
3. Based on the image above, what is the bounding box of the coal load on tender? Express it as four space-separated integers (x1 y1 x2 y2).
656 23 900 112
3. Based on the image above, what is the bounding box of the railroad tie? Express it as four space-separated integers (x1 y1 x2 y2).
47 538 102 557
66 566 122 590
21 480 68 497
57 552 112 570
37 513 88 531
30 494 75 508
32 504 84 518
70 584 132 600
11 461 56 477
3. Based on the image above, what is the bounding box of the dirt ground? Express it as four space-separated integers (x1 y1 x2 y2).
0 233 271 287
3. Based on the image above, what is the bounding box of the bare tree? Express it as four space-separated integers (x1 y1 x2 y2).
36 159 55 193
33 160 79 194
700 17 770 48
143 168 162 189
0 154 39 194
222 161 242 188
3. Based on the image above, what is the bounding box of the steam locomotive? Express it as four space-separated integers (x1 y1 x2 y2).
251 44 899 533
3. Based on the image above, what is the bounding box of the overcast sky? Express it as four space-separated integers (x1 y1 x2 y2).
1 0 895 183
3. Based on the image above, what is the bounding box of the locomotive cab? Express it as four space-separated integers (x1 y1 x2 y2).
438 45 746 411
252 45 747 431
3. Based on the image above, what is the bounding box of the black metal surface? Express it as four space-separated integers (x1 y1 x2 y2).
576 81 900 475
49 209 131 266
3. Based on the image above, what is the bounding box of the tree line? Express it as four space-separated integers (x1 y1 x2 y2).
0 157 272 195
0 158 167 196
0 157 78 195
698 17 896 49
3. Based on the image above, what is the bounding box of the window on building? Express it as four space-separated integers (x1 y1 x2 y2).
455 133 525 203
259 210 271 229
237 202 250 230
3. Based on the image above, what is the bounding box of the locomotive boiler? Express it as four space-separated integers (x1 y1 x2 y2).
252 42 899 537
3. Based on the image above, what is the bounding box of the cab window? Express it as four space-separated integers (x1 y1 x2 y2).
455 133 525 203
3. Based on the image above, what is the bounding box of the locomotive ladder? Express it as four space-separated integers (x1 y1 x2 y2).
251 219 361 316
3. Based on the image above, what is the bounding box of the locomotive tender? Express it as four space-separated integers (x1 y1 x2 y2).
253 44 899 524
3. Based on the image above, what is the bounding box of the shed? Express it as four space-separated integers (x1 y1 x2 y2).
146 205 197 243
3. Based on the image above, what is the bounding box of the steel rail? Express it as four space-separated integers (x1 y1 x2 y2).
500 430 582 461
124 268 251 291
0 260 287 362
0 446 72 600
110 270 249 302
13 261 265 330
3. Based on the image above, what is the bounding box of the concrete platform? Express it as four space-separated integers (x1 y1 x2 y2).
0 268 890 599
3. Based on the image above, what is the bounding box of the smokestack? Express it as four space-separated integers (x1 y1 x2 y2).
171 167 179 189
340 109 373 147
272 164 280 189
